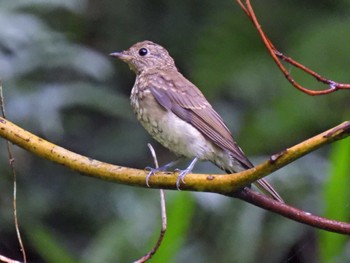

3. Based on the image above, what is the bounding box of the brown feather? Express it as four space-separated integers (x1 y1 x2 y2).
111 40 283 202
148 70 253 169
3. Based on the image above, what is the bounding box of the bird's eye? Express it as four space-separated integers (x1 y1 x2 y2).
138 48 148 56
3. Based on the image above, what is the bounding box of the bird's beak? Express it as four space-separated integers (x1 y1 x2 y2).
110 51 132 62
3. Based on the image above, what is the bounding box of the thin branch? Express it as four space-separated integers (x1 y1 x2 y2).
0 117 349 234
0 255 22 263
236 0 350 95
134 144 167 263
0 84 27 263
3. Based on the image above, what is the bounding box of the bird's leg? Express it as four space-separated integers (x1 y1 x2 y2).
145 158 182 187
175 157 199 190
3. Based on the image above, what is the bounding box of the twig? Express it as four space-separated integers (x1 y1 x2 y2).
133 144 167 263
0 255 22 263
236 0 350 95
0 83 27 263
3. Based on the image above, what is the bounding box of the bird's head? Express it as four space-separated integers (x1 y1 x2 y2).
110 41 176 74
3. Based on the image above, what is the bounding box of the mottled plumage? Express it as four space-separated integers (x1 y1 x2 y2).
111 41 283 202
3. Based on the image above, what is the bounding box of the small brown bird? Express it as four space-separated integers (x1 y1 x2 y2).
110 40 283 202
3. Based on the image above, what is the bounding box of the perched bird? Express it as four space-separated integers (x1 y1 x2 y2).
110 40 283 202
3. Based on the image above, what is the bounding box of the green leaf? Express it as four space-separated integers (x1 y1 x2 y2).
319 138 350 263
27 224 79 263
150 192 196 263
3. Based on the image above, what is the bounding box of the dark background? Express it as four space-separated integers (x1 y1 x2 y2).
0 0 349 262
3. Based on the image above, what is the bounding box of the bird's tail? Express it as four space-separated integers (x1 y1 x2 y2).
253 179 284 203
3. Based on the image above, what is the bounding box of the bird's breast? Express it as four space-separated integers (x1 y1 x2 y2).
130 84 216 160
130 80 245 172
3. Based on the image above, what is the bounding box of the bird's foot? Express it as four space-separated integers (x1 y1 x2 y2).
145 159 181 187
174 168 191 190
174 157 199 190
145 166 164 187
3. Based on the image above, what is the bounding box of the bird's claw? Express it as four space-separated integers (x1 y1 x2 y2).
175 168 191 190
145 159 182 187
145 165 173 187
174 157 198 190
146 158 197 190
145 166 160 187
147 167 190 190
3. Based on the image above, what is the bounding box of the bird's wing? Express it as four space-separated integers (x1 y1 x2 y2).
148 70 253 169
148 71 285 202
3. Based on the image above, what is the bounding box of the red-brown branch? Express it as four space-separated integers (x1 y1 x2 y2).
232 188 350 235
236 0 350 95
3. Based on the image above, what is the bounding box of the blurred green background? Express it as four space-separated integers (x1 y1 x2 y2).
0 0 349 262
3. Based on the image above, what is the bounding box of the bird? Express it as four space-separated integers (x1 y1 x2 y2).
110 40 283 202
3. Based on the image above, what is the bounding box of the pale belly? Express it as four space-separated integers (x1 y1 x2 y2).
130 89 244 172
130 89 214 159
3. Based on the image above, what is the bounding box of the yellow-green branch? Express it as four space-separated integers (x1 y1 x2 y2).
0 117 349 194
1 117 350 234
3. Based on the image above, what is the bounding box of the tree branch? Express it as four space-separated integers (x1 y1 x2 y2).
232 188 350 234
0 117 349 234
236 0 350 95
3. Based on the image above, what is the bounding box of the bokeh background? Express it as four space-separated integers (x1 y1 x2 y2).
0 0 349 262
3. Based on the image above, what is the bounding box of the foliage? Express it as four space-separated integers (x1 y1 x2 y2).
0 0 349 262
319 138 350 263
